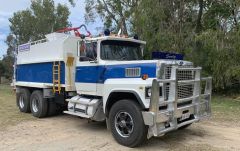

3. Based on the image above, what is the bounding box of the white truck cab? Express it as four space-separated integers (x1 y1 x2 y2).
13 27 212 147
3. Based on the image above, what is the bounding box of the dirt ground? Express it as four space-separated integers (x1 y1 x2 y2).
1 85 240 151
0 115 240 151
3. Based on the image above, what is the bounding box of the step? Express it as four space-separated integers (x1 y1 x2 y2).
64 111 91 118
66 98 100 106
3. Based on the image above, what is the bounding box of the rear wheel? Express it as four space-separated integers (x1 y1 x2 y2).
16 88 31 113
109 100 147 147
30 90 48 118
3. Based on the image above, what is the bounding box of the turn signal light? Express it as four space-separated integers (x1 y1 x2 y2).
142 74 149 80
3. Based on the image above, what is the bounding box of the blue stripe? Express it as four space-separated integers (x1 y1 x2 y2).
16 62 65 84
75 63 156 83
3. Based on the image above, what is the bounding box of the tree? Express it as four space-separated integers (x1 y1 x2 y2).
1 0 71 80
133 0 198 56
9 0 70 44
1 35 16 79
0 61 5 83
85 0 138 35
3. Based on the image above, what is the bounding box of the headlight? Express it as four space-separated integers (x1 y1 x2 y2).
145 87 151 98
145 86 163 98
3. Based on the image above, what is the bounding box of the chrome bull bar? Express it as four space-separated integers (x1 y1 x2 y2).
142 64 212 138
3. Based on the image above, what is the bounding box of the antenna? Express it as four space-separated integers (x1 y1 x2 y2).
117 29 122 36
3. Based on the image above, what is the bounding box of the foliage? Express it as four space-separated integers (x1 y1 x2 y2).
0 61 5 79
195 30 240 89
85 0 240 90
1 0 71 80
1 35 15 79
85 0 138 35
9 0 70 44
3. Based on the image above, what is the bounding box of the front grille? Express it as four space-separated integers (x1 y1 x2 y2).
164 65 194 80
163 65 194 100
177 70 195 80
164 84 194 100
178 84 194 99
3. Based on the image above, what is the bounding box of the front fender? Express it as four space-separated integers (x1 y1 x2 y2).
103 78 154 113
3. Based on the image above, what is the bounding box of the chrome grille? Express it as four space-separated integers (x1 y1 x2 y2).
164 65 194 80
164 66 172 79
164 85 194 100
125 68 141 77
177 70 195 80
164 65 194 100
178 85 194 99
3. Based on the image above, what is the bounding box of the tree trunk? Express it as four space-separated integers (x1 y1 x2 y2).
196 0 204 34
120 17 128 35
178 0 184 54
231 2 239 31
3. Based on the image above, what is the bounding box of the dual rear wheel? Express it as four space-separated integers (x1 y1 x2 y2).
30 90 48 118
16 88 59 118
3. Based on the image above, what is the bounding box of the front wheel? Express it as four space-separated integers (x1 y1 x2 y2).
109 100 147 147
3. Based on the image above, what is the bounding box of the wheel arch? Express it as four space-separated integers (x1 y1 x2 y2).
105 90 145 117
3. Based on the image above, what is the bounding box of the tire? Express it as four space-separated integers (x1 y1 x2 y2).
30 90 48 118
109 100 148 147
178 123 192 130
16 88 31 113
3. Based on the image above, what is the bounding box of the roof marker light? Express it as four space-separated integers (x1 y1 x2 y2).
104 29 110 36
133 34 139 40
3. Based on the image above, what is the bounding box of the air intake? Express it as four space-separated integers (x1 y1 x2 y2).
125 68 141 77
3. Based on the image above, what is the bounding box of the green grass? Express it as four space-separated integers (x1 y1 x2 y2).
211 95 240 125
0 84 34 130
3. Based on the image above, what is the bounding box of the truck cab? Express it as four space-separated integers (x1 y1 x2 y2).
14 29 212 147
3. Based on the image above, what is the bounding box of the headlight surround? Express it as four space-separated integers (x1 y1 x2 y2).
145 86 163 98
145 87 152 98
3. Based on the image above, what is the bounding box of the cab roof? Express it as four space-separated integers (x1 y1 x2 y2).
85 35 146 45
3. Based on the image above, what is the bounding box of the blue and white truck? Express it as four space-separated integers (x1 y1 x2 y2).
13 27 212 147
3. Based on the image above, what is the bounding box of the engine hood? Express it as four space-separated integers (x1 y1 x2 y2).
101 59 193 82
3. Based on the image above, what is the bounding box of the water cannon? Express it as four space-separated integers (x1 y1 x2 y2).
56 24 91 38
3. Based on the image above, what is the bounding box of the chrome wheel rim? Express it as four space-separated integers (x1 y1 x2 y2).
115 111 134 137
19 95 24 109
32 98 39 113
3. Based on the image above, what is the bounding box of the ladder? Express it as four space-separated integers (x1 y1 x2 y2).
53 61 61 94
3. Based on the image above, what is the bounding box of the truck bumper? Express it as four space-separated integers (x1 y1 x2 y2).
142 65 212 138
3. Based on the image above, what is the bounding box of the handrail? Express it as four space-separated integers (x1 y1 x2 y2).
30 38 47 45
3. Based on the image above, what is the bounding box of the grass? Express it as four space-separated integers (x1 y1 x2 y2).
0 84 34 130
211 94 240 126
0 84 240 130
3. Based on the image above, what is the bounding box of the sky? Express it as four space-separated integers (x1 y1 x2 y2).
0 0 103 59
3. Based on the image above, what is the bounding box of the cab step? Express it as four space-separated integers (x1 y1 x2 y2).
64 111 91 118
64 95 105 121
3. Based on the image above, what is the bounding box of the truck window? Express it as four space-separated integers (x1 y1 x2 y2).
80 42 97 61
101 40 143 61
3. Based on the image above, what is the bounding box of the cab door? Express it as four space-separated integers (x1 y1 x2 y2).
75 41 99 95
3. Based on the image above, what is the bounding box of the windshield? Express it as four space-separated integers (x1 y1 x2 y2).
101 40 143 61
